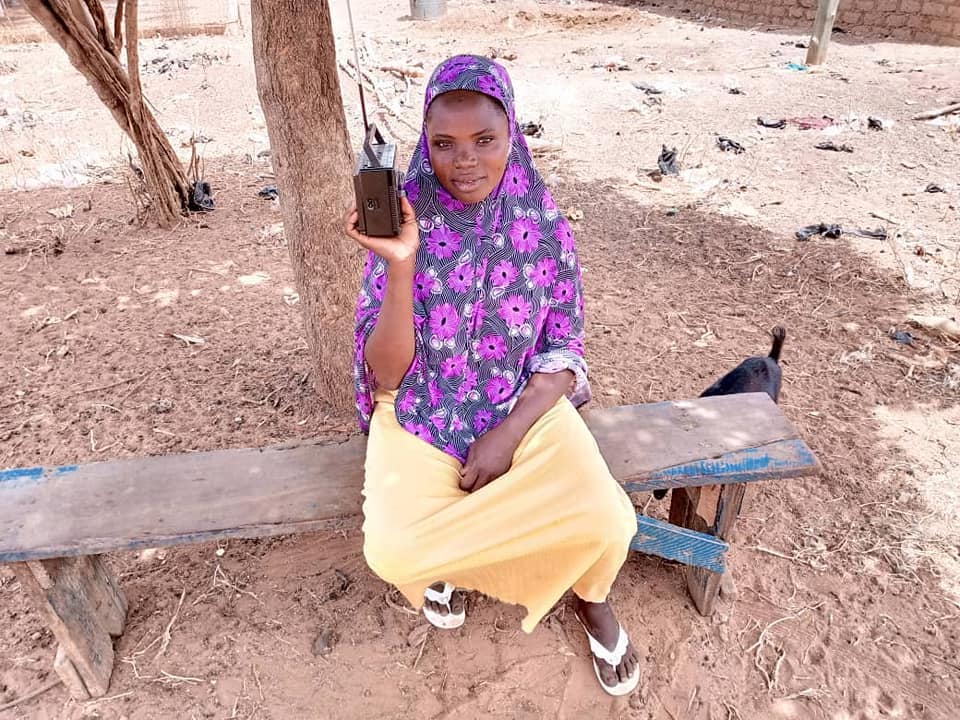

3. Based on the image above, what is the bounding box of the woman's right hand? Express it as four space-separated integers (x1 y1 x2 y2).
344 196 420 268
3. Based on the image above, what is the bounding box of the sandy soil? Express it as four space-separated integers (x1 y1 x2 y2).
1 1 959 718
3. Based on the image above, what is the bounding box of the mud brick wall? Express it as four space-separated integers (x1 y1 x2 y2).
0 0 240 44
672 0 960 45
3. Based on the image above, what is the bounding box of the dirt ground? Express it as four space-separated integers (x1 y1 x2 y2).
2 0 959 718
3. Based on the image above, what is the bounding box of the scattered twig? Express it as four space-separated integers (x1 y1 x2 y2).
747 545 805 563
83 690 134 707
378 64 423 79
911 101 960 121
412 629 429 671
723 701 743 720
70 375 140 397
384 589 418 616
157 670 204 684
118 370 155 405
252 664 264 703
156 588 186 661
339 60 417 133
0 679 63 712
746 604 824 690
213 564 264 605
777 687 827 702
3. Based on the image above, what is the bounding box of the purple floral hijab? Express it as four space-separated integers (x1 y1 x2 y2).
354 55 590 461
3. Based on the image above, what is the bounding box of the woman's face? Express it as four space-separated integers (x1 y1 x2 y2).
425 91 510 205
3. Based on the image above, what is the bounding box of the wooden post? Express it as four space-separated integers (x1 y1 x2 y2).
806 0 842 65
14 555 127 699
670 483 745 615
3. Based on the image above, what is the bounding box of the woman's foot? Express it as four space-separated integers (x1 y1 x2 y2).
422 582 466 629
575 597 640 695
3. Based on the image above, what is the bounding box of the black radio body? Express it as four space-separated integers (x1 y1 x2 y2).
353 124 404 238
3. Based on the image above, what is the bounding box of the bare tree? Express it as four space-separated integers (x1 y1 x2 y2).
250 0 360 414
24 0 191 225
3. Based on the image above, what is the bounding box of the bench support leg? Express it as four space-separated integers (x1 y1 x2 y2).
669 482 745 616
14 555 127 699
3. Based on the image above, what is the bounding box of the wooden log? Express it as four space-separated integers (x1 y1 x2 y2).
13 556 126 698
805 0 841 66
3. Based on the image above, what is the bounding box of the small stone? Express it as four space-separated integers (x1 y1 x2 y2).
719 571 738 601
842 322 860 333
312 627 338 656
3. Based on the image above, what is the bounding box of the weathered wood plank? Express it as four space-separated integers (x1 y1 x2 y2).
682 482 746 616
14 557 119 697
630 515 728 573
54 645 92 700
622 438 819 493
1 393 817 563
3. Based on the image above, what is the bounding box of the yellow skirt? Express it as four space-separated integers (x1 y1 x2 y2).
361 390 637 633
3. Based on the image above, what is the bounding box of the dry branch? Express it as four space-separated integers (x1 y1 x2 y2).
911 102 960 121
23 0 191 225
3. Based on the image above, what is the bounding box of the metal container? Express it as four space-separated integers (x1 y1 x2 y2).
410 0 447 21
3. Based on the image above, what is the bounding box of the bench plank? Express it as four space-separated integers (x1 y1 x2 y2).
1 393 818 563
621 438 819 493
630 515 728 573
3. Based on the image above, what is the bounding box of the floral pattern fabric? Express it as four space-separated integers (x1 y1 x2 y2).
354 55 591 461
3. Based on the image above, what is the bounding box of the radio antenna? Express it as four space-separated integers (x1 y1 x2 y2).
345 0 370 132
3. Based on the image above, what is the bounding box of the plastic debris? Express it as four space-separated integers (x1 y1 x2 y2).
728 87 745 95
790 116 835 130
867 116 888 130
258 185 279 201
815 142 854 153
757 117 786 129
717 136 746 154
593 59 631 71
796 223 843 240
189 180 215 212
785 62 808 72
632 81 663 95
796 224 887 241
890 330 915 345
925 183 946 193
657 145 680 175
519 121 543 137
846 228 887 240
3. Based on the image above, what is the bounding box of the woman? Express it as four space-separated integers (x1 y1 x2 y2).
344 55 640 696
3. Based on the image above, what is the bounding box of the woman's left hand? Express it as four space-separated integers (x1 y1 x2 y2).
459 425 520 493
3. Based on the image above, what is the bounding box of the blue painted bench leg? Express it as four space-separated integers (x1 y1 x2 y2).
669 482 746 616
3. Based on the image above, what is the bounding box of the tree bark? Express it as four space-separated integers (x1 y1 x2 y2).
250 0 361 415
24 0 190 225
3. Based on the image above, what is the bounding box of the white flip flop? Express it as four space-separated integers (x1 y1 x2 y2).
577 617 641 697
422 582 465 630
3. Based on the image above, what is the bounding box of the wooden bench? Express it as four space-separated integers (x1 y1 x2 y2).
0 392 819 699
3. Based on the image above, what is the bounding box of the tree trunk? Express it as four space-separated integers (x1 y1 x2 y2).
24 0 191 225
250 0 360 415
